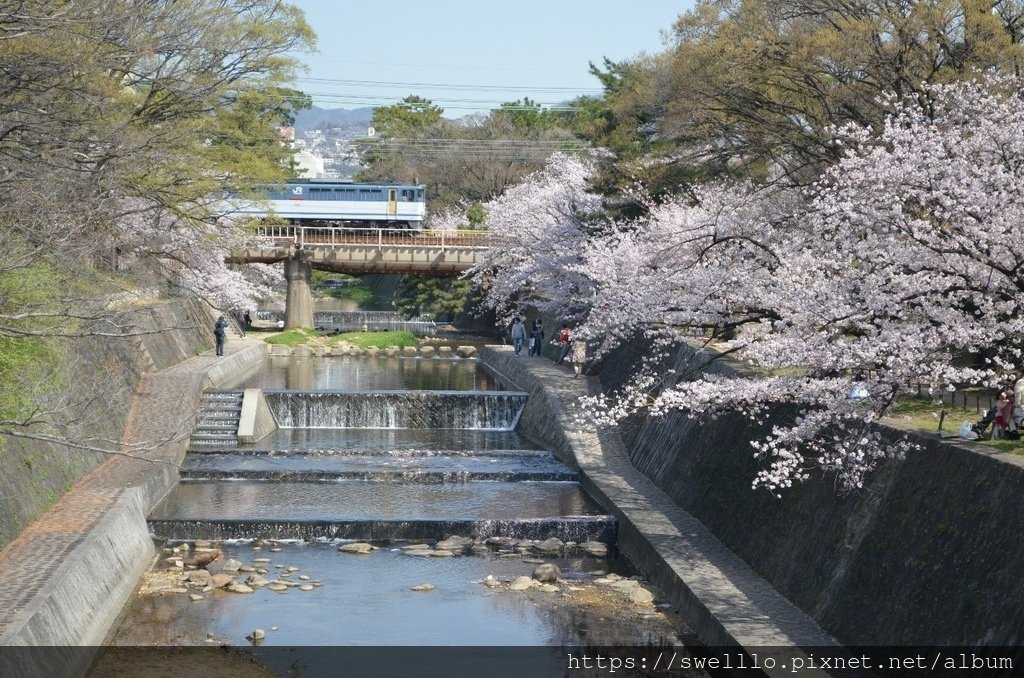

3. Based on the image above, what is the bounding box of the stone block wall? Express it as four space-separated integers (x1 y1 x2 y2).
0 299 212 549
599 337 1024 646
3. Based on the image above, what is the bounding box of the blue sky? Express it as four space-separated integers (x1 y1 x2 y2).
288 0 693 115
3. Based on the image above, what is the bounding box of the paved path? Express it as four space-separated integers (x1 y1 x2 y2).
0 337 265 657
483 346 845 677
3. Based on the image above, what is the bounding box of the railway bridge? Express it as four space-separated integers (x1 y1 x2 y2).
229 226 496 328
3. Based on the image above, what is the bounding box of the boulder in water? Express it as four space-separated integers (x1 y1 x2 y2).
410 583 435 592
532 563 561 583
456 346 477 358
509 576 536 591
629 587 655 605
533 538 564 553
581 541 609 557
338 542 375 554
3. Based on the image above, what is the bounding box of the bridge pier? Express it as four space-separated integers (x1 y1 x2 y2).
283 253 314 329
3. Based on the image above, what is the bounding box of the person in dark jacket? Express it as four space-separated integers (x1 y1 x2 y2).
529 319 544 356
214 316 228 356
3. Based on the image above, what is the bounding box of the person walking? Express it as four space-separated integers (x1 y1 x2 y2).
529 319 544 356
555 323 572 364
214 315 228 356
510 317 526 355
570 338 586 378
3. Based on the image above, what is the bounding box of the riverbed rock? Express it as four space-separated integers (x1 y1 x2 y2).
435 536 473 551
430 549 454 558
189 546 221 559
509 576 536 591
438 346 453 358
384 347 400 357
268 584 288 592
482 575 502 588
456 346 477 358
365 346 380 357
536 584 559 594
299 584 314 592
210 573 234 588
410 583 435 592
186 570 212 586
533 538 564 553
581 541 609 557
418 346 434 357
485 536 517 548
338 542 374 554
532 563 561 583
628 587 655 605
221 558 242 572
247 629 265 642
245 575 270 587
402 346 418 357
189 594 204 602
227 583 253 594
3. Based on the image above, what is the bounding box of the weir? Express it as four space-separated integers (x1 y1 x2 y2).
263 390 529 430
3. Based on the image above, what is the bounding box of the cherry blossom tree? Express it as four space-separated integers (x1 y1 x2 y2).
476 75 1024 494
467 153 604 322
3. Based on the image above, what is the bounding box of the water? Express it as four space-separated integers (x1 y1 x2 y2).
196 428 540 456
265 391 528 430
153 480 602 522
108 349 691 662
112 542 683 648
230 355 501 391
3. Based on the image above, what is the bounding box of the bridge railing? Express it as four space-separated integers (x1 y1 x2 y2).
252 225 499 249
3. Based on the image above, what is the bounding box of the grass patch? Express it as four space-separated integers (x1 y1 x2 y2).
329 331 419 349
323 285 373 305
264 328 321 346
885 396 1024 453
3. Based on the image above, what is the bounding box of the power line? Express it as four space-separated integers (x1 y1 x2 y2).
297 76 603 95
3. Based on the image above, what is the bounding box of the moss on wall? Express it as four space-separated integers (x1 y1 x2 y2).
0 298 212 550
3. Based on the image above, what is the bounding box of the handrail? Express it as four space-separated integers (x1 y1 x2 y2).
250 225 498 249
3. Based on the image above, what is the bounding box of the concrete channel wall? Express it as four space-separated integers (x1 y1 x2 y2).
0 299 267 678
482 347 839 674
598 338 1024 647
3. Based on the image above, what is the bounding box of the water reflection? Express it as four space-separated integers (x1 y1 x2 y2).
232 356 500 392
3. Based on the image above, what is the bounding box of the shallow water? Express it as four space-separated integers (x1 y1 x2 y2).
113 542 683 648
153 481 603 522
229 356 502 392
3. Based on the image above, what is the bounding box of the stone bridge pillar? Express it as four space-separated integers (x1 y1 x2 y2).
283 253 314 329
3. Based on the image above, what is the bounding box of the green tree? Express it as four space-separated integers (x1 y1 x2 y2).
0 0 314 448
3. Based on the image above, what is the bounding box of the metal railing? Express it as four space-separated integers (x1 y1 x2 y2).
252 225 498 250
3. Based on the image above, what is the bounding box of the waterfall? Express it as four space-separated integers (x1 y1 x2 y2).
265 390 528 430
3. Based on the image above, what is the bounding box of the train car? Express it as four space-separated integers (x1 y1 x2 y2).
226 180 427 229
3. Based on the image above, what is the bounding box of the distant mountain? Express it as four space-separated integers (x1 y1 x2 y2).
294 106 374 132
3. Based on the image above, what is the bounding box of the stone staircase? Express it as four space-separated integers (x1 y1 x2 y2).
189 391 243 449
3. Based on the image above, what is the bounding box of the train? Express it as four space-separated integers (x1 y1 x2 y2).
224 180 427 230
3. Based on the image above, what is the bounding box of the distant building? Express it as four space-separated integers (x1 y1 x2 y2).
292 149 325 178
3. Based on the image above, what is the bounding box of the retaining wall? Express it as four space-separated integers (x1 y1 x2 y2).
0 298 267 678
600 338 1024 646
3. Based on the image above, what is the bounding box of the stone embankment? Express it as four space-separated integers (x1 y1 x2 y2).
598 338 1024 648
0 299 266 678
482 346 838 677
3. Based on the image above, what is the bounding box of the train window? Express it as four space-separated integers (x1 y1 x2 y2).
416 190 423 200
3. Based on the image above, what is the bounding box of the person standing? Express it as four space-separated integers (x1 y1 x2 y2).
529 319 544 356
570 338 586 378
214 315 228 356
510 317 526 355
555 323 572 364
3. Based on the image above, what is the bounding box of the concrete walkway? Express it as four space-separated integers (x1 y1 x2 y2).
0 338 265 675
482 346 843 676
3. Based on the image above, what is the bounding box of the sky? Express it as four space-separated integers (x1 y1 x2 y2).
287 0 694 116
